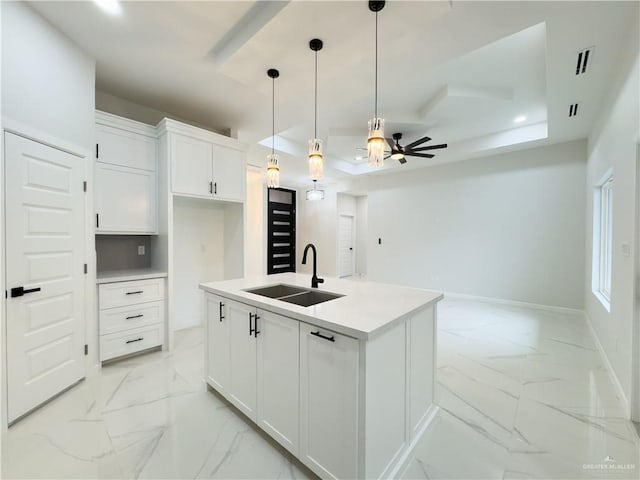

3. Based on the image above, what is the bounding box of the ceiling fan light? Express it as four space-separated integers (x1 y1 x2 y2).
390 152 404 161
266 153 280 189
367 117 385 168
308 138 324 180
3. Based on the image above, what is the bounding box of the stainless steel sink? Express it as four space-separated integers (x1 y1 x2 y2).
244 284 308 299
278 290 344 307
244 283 344 307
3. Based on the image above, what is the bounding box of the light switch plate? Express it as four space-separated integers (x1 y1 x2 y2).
138 245 145 256
621 242 631 257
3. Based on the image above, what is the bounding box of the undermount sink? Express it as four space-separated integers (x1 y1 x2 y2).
244 283 344 307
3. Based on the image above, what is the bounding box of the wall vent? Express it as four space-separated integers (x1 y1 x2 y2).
569 103 580 117
575 48 593 75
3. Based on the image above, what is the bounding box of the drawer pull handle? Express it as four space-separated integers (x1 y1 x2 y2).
126 337 144 344
126 291 144 295
310 331 335 342
126 314 144 320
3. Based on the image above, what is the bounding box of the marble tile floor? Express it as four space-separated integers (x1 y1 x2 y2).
1 297 638 479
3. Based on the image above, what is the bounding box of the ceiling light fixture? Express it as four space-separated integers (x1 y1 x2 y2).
514 115 527 123
93 0 122 16
308 38 324 181
367 0 386 168
306 180 325 201
266 68 280 189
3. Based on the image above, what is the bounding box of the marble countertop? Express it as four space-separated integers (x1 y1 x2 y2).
199 273 443 340
96 269 168 284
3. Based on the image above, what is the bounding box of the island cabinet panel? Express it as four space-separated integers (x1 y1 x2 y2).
227 300 258 420
300 322 359 480
256 310 300 454
206 294 230 394
409 305 436 438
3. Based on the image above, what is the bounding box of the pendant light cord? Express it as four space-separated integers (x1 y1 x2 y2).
374 10 378 119
314 50 318 139
272 76 275 155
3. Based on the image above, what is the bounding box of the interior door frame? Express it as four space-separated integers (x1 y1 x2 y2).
1 118 94 431
336 213 356 278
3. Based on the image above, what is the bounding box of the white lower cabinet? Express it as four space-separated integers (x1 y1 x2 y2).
206 297 300 453
299 322 359 480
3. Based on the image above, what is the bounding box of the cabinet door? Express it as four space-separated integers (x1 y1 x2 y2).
206 294 230 393
256 310 299 455
95 163 157 233
227 300 257 421
300 323 359 480
96 124 156 171
212 145 245 202
171 133 213 197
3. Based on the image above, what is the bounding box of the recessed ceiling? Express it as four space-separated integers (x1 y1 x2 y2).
28 1 639 186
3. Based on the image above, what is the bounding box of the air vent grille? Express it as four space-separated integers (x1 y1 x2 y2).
575 48 593 75
569 103 579 117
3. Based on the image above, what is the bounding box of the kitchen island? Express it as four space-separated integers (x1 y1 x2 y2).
199 273 443 480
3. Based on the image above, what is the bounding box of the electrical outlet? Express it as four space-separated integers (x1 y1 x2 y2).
621 242 631 257
138 245 145 256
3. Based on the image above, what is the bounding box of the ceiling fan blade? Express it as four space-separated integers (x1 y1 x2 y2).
384 155 391 160
410 143 448 152
404 135 432 149
407 152 435 159
385 138 395 150
398 157 407 165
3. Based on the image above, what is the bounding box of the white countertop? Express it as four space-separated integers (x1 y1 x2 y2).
96 269 168 284
199 273 443 340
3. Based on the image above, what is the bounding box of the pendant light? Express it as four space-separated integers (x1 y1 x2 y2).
367 0 386 168
308 38 324 180
266 68 280 189
306 180 325 201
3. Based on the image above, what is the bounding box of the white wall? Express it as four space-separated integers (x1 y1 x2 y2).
584 18 639 408
297 187 338 277
1 2 94 151
358 140 587 309
172 197 225 330
355 196 368 277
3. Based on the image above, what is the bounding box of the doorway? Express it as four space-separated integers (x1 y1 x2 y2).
4 132 86 424
267 188 296 275
337 214 355 278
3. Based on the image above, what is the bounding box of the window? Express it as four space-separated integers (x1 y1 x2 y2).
593 173 613 308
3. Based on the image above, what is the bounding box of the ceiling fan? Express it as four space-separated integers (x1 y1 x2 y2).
386 133 447 164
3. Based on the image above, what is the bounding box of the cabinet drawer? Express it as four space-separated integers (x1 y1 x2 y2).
100 323 164 361
99 301 164 335
99 278 164 309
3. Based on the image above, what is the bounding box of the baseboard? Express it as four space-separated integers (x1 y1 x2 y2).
584 311 631 419
444 291 584 316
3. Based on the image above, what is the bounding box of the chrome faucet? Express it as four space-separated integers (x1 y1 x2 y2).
302 243 324 288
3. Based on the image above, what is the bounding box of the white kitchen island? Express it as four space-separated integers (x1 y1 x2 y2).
199 273 443 480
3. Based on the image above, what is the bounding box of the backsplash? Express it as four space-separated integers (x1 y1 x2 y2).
96 235 151 272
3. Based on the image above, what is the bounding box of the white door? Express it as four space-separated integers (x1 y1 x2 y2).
257 310 299 455
212 145 245 202
227 300 257 421
206 294 230 393
300 322 359 480
94 162 157 233
338 214 355 278
5 133 86 423
170 133 213 197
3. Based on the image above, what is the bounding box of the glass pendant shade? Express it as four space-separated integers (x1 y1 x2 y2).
306 180 324 201
266 153 280 189
367 117 385 168
308 138 324 180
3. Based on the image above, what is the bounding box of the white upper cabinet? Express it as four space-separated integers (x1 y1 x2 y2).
159 119 246 203
171 134 213 197
94 111 158 234
96 123 156 171
212 144 245 202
